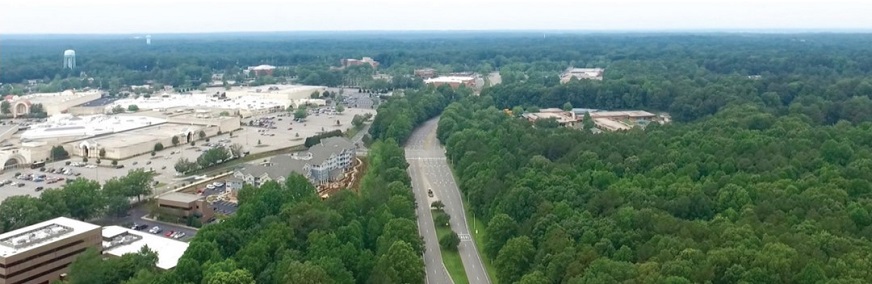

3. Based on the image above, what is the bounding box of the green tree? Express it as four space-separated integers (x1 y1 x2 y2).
0 101 10 115
295 107 308 120
99 148 106 158
440 231 460 251
0 195 50 232
128 104 140 111
174 157 197 174
153 142 164 152
198 130 207 140
196 147 230 168
50 145 70 160
485 213 519 258
377 218 423 255
112 105 125 114
206 270 255 284
371 241 424 284
582 111 595 130
171 136 180 146
335 104 345 114
275 260 332 284
562 101 573 111
29 103 46 117
434 212 450 227
495 236 535 284
62 178 105 220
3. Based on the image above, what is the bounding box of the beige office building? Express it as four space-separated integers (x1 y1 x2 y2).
157 192 214 223
0 217 102 284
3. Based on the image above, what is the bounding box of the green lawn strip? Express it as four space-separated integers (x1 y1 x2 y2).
433 211 470 284
463 206 499 284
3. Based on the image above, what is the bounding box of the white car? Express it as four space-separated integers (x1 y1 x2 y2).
213 182 224 187
173 232 186 239
206 184 215 190
148 226 162 234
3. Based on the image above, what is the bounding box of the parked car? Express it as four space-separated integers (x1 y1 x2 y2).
148 226 162 234
174 232 186 239
427 188 434 197
132 224 149 230
165 230 175 237
35 187 44 192
17 183 25 187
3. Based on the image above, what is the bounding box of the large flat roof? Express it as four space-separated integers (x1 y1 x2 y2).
102 226 188 270
591 110 656 118
424 76 475 84
21 114 167 141
0 217 100 257
82 123 196 149
159 192 202 204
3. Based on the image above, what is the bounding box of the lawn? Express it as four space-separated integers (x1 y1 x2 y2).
433 211 469 284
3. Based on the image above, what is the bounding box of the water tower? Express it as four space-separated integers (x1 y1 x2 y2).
63 50 76 69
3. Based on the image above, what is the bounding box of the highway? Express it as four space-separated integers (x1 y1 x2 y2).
406 117 491 284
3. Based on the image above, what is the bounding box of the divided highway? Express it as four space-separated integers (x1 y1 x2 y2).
406 117 491 284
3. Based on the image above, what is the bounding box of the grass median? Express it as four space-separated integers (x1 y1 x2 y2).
433 210 469 284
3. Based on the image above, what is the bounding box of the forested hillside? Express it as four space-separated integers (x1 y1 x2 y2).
439 98 872 282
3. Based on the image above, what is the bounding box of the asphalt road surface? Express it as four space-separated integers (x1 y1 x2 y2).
406 117 491 284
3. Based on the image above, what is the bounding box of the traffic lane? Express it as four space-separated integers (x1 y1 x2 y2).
417 118 491 284
408 158 454 284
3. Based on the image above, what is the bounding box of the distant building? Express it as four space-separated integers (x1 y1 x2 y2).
414 68 437 79
101 226 188 270
522 108 577 127
145 35 151 45
63 50 76 69
234 136 356 186
0 217 102 284
156 192 214 223
524 108 664 132
247 65 276 76
560 68 604 83
341 57 379 69
424 76 476 88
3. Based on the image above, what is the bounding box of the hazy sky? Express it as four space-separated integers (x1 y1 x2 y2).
1 0 871 34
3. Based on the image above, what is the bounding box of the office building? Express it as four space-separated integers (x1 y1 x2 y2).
424 76 476 88
156 192 214 223
0 217 102 284
560 68 604 83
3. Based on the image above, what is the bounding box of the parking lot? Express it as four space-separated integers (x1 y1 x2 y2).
0 105 376 203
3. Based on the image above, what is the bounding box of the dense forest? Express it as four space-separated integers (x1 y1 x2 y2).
438 93 872 281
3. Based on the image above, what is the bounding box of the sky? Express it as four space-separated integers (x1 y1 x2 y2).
1 0 871 34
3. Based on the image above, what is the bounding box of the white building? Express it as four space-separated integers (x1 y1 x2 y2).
560 68 604 83
101 226 189 270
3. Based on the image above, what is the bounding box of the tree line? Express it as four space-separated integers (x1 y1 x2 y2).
437 90 872 283
0 169 154 233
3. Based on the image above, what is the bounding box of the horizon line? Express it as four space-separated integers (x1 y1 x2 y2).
4 28 872 36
